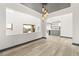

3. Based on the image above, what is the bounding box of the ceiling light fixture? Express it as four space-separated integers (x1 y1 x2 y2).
42 3 48 21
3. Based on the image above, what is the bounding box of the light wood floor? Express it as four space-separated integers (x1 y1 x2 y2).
0 36 79 56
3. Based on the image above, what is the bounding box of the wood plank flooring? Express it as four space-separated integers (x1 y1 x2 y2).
0 36 79 56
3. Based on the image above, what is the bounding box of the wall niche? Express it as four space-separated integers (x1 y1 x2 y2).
23 24 35 33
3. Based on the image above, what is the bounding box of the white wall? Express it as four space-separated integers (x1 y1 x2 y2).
41 20 47 37
6 8 41 35
0 3 43 50
47 6 72 37
1 8 42 50
60 13 72 37
47 13 72 37
0 4 5 40
0 4 6 50
72 3 79 44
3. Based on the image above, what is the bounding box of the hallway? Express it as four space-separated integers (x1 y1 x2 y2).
0 36 79 56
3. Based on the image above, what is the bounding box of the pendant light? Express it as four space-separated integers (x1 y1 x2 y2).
42 3 48 21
